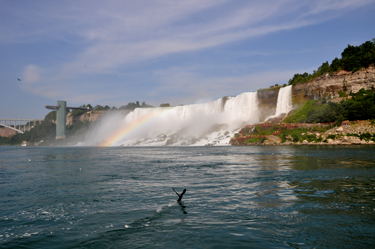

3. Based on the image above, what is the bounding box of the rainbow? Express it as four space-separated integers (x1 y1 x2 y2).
99 110 161 147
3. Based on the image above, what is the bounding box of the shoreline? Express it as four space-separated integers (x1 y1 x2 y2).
231 120 375 146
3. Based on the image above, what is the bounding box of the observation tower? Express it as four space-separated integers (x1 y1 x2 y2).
45 101 91 139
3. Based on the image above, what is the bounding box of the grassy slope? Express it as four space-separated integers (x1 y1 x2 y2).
283 100 321 123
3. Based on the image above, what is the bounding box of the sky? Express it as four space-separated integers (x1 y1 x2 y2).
1 0 375 119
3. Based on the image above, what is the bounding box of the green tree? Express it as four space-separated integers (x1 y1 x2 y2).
288 72 311 85
288 39 375 85
95 105 104 110
330 57 342 71
119 101 152 110
70 109 85 117
45 111 56 122
317 61 330 75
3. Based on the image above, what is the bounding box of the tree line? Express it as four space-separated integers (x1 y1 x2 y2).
76 101 173 111
78 101 153 111
69 101 173 117
288 39 375 85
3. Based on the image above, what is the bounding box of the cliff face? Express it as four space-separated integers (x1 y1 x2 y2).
256 66 375 115
0 127 17 137
257 88 279 121
66 111 104 125
292 66 375 105
66 110 131 125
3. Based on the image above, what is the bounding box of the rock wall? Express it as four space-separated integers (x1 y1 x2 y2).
66 110 130 125
257 88 279 121
292 66 375 105
256 66 375 113
66 111 105 125
0 127 17 137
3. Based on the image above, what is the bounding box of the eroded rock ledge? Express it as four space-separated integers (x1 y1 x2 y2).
292 66 375 104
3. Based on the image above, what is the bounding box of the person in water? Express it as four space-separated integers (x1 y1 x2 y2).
172 188 186 202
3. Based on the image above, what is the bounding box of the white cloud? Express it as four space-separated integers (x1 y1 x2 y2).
148 66 297 106
305 0 372 15
23 65 41 83
3 0 374 105
55 0 372 75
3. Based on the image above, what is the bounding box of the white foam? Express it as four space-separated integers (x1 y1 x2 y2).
168 202 174 207
82 91 291 146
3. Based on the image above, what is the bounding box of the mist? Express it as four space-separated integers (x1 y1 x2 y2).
79 91 261 146
76 87 294 146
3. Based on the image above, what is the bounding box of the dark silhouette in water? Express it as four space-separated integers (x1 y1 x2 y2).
179 202 187 214
173 188 186 202
173 188 187 214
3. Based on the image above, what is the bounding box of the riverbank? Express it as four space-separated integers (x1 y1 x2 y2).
231 120 375 146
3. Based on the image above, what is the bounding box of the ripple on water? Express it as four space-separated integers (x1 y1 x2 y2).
1 146 375 248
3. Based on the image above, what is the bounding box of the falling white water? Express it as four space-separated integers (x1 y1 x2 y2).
223 92 259 124
274 85 293 117
83 92 259 146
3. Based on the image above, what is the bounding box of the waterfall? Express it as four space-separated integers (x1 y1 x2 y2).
274 85 293 117
223 92 259 125
85 91 260 146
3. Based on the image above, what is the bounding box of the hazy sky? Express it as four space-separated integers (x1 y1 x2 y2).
1 0 375 119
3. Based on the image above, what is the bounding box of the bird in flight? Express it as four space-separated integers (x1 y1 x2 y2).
173 188 186 202
17 78 21 81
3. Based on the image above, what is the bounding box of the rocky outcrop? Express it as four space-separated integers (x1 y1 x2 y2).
0 127 17 137
292 66 375 105
232 121 375 146
284 121 375 145
66 110 130 125
255 66 375 109
263 135 282 145
66 111 104 125
328 120 375 134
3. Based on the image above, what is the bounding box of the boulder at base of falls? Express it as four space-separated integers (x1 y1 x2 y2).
264 135 282 145
336 127 344 132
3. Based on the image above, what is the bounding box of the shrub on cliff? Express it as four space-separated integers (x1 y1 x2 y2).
288 39 375 85
45 111 56 122
119 101 153 110
70 109 85 117
285 88 375 124
343 88 375 120
24 122 56 143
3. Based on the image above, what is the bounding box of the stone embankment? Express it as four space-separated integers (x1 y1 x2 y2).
265 121 375 146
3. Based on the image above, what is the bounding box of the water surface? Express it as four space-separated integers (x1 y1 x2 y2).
1 146 374 248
